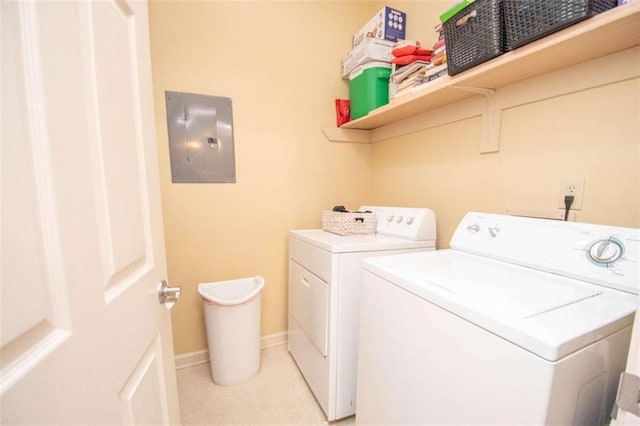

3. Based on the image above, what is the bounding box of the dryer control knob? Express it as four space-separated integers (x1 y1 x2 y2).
406 217 414 225
587 238 624 266
387 215 394 222
488 226 500 238
467 224 480 233
396 216 403 224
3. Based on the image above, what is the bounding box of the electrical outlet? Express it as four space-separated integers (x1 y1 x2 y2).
558 178 585 210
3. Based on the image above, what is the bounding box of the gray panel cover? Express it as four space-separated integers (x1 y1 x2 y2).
165 91 235 183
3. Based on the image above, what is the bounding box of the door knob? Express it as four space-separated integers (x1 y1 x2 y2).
159 280 181 310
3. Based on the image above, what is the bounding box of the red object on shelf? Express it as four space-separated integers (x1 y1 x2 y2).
335 99 350 127
392 45 434 57
391 55 432 65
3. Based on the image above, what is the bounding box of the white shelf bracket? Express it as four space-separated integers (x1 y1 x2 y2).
452 86 496 97
451 85 501 154
321 126 371 143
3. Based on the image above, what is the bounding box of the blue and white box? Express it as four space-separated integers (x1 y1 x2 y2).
352 6 406 48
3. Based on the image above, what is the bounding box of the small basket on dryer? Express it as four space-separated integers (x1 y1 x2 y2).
322 210 376 236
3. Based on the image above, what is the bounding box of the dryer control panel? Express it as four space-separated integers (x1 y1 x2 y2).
360 206 436 241
451 212 640 295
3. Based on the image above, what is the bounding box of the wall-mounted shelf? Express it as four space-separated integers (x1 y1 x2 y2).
326 2 640 140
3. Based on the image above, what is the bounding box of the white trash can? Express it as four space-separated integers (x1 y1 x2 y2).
198 276 265 385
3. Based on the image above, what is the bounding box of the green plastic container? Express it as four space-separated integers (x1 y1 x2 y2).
348 62 392 120
440 0 475 23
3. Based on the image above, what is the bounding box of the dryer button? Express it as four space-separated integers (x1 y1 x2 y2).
467 224 480 233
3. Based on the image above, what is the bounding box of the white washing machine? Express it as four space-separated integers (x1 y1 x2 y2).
288 206 436 421
356 212 639 425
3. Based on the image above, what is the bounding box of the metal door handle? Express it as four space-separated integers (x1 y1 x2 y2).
159 280 181 310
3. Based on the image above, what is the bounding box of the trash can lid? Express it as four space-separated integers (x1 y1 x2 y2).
198 276 265 306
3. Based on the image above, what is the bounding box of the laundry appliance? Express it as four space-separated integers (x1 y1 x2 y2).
356 212 639 425
288 206 436 420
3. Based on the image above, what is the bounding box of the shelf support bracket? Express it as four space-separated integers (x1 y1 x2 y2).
452 86 495 97
321 126 371 143
451 86 501 154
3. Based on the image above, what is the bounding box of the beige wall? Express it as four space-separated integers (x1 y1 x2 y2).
370 77 640 249
150 2 640 357
148 1 375 355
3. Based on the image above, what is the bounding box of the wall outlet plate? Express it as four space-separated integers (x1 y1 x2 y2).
558 178 585 210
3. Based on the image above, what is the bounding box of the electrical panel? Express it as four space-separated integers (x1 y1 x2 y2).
165 91 235 183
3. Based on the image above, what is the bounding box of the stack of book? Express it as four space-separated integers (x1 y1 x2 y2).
432 23 447 66
391 61 430 98
390 63 449 99
388 41 429 99
389 39 449 100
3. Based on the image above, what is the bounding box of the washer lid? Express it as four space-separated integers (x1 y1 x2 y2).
289 229 435 253
363 250 638 362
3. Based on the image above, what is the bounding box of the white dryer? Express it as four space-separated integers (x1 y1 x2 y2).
356 212 639 425
288 206 436 421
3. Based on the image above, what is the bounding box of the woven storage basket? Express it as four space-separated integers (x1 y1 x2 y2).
504 0 617 50
322 210 376 236
444 0 506 76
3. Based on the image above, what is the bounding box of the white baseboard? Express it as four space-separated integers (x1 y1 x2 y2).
260 331 288 349
175 349 210 369
174 331 288 370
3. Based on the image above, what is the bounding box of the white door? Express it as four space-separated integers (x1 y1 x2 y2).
1 1 180 423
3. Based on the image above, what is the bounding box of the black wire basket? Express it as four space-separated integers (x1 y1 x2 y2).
504 0 618 50
444 0 506 76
